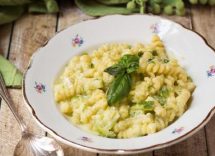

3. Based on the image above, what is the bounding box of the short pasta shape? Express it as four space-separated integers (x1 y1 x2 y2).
54 35 195 138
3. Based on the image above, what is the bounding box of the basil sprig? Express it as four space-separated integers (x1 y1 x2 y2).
105 54 140 105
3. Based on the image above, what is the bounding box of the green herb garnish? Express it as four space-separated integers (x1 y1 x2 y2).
142 101 154 112
154 87 169 106
105 54 140 105
107 73 131 105
104 64 124 76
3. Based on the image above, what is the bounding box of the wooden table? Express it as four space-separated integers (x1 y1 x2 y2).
0 1 214 156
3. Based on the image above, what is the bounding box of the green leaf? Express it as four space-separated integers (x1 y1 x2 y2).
28 0 59 13
0 55 22 88
74 0 135 17
142 101 154 111
28 2 48 13
154 87 169 106
105 54 140 105
104 54 139 76
159 87 169 97
96 0 130 5
138 100 154 112
0 6 25 25
104 64 125 76
0 0 31 5
107 73 131 105
119 54 140 73
43 0 59 13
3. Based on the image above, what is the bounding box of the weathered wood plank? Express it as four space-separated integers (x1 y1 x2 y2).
0 23 13 155
0 24 12 57
100 152 153 156
0 13 57 156
163 15 192 28
191 6 215 156
57 0 93 31
154 129 207 156
9 14 57 72
154 12 207 156
0 23 12 107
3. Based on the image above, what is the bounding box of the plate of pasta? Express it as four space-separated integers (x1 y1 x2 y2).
23 15 215 154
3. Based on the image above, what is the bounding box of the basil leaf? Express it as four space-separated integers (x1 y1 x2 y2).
104 54 140 75
105 54 140 105
104 64 125 76
107 73 131 105
119 54 140 73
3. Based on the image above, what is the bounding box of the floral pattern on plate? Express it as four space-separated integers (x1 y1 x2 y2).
79 136 92 143
150 23 160 34
72 34 84 47
34 82 46 93
172 127 184 134
207 65 215 77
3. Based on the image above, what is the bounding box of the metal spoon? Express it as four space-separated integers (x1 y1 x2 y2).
0 73 64 156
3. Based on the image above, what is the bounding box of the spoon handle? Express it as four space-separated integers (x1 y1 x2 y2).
0 73 27 132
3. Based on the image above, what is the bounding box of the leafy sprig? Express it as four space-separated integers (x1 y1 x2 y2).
105 54 140 105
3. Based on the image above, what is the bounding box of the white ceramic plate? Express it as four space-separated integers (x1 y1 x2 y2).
23 15 215 154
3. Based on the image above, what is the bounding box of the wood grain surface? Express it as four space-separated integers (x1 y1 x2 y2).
0 1 214 156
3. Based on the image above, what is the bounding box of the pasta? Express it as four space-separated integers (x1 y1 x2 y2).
54 35 195 138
